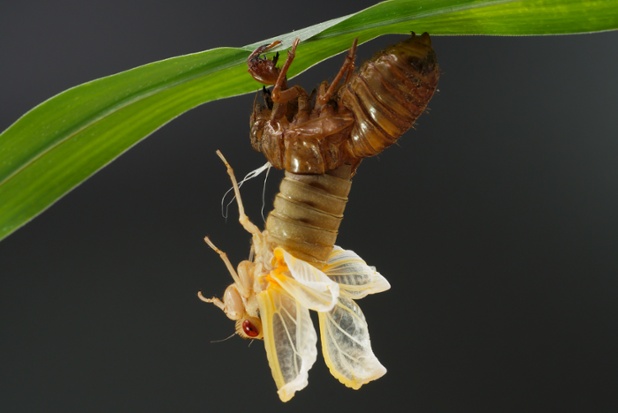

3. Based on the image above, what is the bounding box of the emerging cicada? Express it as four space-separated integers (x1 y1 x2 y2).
200 152 390 402
249 32 439 174
201 34 439 401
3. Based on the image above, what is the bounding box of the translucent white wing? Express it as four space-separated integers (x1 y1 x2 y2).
275 248 339 312
318 296 386 389
323 246 390 299
257 287 317 402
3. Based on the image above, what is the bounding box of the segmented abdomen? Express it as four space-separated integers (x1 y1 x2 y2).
266 165 352 268
339 32 440 159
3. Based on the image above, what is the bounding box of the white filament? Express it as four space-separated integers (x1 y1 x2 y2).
221 161 272 220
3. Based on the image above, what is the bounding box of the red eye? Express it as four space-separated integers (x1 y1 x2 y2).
242 319 260 338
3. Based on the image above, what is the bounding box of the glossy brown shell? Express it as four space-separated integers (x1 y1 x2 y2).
339 33 439 159
250 93 355 174
249 33 439 174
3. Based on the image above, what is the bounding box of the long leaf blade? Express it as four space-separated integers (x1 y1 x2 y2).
1 0 616 240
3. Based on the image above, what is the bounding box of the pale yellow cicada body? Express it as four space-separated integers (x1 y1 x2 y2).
199 151 389 402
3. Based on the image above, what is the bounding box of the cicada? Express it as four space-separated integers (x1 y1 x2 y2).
249 32 439 174
200 152 390 402
201 34 439 401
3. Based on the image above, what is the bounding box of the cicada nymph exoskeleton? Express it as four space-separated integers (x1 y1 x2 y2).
249 38 358 174
200 151 390 402
249 32 439 173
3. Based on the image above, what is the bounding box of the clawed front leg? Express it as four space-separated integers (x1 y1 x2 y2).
248 40 282 85
197 292 225 310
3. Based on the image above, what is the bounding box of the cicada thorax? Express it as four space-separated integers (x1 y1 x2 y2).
339 32 440 159
250 81 356 175
249 38 358 175
265 164 352 268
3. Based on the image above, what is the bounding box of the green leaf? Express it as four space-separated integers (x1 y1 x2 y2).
1 0 617 241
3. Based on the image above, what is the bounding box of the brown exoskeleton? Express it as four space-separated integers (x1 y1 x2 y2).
248 33 440 173
248 38 358 174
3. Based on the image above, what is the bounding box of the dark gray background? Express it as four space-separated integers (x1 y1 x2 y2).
1 1 617 412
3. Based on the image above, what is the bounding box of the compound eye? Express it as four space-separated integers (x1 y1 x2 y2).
243 320 260 337
236 317 263 340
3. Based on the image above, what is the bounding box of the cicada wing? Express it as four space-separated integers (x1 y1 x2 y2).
257 287 317 402
323 246 390 299
276 248 339 312
318 296 386 390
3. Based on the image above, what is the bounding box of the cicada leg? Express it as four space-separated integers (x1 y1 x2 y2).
197 291 225 310
247 40 281 64
270 38 304 104
204 236 243 286
317 38 358 106
215 151 261 237
247 40 282 85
